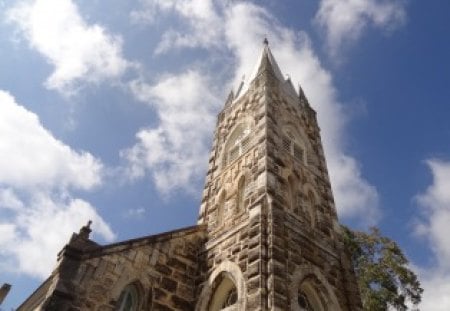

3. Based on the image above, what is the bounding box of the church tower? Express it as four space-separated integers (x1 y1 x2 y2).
17 40 361 311
196 40 362 310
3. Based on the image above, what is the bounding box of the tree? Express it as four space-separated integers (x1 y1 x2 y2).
342 226 423 311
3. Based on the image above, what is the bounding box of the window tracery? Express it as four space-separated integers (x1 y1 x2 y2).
208 276 238 311
281 128 306 164
116 284 139 311
296 281 323 311
223 124 252 166
221 287 237 308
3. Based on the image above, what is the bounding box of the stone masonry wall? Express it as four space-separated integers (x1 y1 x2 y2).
263 81 362 310
197 69 273 310
46 227 206 311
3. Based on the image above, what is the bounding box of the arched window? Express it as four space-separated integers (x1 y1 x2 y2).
298 291 313 310
209 276 238 311
195 261 246 311
290 266 342 311
116 284 139 311
236 176 246 211
222 124 252 166
296 281 324 311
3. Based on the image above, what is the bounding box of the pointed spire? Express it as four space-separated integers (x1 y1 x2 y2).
234 75 245 98
298 83 305 99
283 75 298 98
254 38 285 82
298 83 314 111
231 39 289 102
224 89 235 107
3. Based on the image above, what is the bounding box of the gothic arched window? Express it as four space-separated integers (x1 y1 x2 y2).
222 124 251 167
209 276 238 311
297 281 324 311
298 290 313 310
116 284 139 311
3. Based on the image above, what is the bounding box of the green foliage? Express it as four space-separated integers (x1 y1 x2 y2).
342 226 423 311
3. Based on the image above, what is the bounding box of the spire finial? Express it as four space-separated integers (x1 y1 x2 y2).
263 37 269 45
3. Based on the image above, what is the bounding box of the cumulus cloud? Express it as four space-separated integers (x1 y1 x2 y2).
132 0 222 54
0 91 102 190
123 71 220 194
315 0 406 58
419 272 450 311
6 0 130 95
0 90 114 278
1 194 114 278
127 0 380 223
416 159 450 268
414 159 450 309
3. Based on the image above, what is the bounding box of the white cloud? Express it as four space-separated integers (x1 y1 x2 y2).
414 159 450 310
6 0 129 95
127 1 380 223
124 70 220 194
416 159 450 269
420 272 450 311
0 90 102 190
10 195 114 278
132 0 222 54
315 0 406 58
126 207 146 219
0 193 115 278
0 224 16 247
0 90 114 278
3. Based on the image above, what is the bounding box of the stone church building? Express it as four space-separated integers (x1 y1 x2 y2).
19 41 362 311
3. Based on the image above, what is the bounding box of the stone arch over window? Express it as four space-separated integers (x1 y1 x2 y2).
282 124 308 164
290 265 341 311
221 122 252 167
302 185 318 227
115 282 143 311
196 260 246 311
109 272 149 310
208 274 238 310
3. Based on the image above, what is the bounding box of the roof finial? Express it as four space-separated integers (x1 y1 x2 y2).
78 220 93 239
263 37 269 46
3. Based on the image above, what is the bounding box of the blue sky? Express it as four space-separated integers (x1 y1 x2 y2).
0 0 449 309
